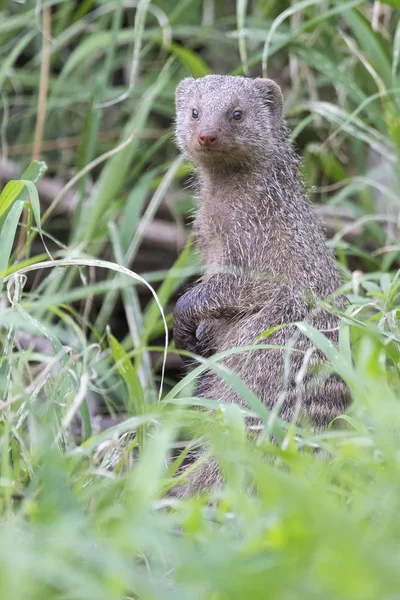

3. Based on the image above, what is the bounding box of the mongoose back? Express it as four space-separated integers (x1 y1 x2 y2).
173 75 350 492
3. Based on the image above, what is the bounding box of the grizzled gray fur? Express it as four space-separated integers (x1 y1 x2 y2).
173 75 350 494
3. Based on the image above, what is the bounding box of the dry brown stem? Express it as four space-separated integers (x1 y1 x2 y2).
16 4 52 257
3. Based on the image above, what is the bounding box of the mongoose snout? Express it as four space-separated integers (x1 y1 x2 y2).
198 131 218 147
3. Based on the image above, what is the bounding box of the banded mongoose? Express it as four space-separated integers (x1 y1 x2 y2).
173 75 350 492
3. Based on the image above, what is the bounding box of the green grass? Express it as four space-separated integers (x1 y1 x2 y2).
1 0 400 598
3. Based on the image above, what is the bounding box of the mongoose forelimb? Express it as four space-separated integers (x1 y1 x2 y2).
173 75 350 494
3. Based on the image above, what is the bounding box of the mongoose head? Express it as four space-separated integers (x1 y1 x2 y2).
175 75 284 170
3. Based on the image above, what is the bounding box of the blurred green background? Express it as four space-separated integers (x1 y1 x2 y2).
0 1 400 599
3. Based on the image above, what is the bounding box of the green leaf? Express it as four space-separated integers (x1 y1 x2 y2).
72 57 174 246
163 343 291 443
142 239 198 344
0 200 25 290
342 9 392 89
169 43 210 77
119 169 156 253
130 422 175 508
0 30 36 89
380 273 392 296
108 329 146 449
73 0 96 21
256 323 290 341
306 101 392 158
58 31 127 80
108 330 145 411
329 414 367 433
380 0 400 7
382 98 400 171
79 400 92 441
296 321 356 385
305 144 348 182
393 18 400 78
0 161 47 220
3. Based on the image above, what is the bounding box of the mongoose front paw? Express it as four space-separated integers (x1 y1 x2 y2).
173 291 199 354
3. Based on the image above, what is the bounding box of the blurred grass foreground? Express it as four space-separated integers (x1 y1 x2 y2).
1 1 400 598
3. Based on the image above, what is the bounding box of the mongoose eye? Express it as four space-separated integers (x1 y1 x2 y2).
232 110 243 120
192 108 199 119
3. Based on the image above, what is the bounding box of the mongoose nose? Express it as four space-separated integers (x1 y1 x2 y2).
198 132 217 147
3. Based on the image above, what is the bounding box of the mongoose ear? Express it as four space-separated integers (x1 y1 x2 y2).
175 77 195 110
255 78 284 122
